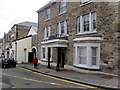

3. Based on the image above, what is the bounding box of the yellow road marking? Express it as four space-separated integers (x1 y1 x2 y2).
2 73 84 88
20 67 96 89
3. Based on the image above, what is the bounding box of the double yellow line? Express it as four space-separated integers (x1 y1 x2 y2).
20 67 97 89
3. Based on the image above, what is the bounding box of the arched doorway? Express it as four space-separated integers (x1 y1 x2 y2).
28 47 37 62
32 48 36 57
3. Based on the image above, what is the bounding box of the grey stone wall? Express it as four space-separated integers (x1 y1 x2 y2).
38 2 119 75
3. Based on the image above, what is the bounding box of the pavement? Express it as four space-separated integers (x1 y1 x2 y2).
17 63 119 89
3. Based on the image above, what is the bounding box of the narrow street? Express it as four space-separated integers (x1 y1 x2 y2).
1 66 100 89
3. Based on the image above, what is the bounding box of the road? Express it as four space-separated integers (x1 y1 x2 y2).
0 66 102 90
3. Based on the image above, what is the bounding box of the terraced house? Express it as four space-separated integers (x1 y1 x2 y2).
37 0 120 75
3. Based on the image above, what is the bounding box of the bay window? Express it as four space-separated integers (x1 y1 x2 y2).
74 43 100 69
78 47 87 65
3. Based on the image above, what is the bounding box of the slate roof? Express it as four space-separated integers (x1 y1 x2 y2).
16 21 38 27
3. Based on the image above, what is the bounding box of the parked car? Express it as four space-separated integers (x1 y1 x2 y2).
2 58 16 68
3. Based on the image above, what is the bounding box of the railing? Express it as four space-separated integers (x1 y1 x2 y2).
48 34 68 40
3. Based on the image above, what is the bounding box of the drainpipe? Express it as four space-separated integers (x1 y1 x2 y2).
15 42 17 62
47 47 51 69
15 25 18 62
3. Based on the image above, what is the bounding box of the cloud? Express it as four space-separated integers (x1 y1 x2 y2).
0 0 50 38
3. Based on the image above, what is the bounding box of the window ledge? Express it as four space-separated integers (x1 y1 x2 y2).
41 59 52 62
43 38 49 40
45 18 50 21
76 31 97 36
59 11 66 16
80 1 92 7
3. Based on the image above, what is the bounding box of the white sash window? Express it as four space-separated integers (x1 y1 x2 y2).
77 13 97 34
44 26 51 39
74 43 100 69
45 9 50 20
58 21 68 37
60 0 66 14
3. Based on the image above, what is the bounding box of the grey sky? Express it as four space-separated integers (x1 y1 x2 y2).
0 0 50 38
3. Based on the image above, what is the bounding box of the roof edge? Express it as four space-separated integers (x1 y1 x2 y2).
36 1 56 13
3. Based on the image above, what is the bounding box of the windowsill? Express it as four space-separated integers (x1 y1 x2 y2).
58 34 69 37
41 59 52 62
41 59 46 61
74 64 99 69
59 11 66 16
45 18 50 21
43 38 50 40
80 1 92 7
76 31 97 36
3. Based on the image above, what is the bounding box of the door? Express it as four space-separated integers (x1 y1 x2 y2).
58 48 65 68
28 52 34 62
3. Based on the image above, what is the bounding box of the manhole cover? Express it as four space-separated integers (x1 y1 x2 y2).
101 75 113 79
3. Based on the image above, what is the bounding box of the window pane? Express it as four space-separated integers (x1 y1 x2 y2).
60 1 66 13
91 47 97 66
79 47 87 65
46 9 50 19
60 22 64 34
45 26 50 38
42 48 45 59
83 15 89 32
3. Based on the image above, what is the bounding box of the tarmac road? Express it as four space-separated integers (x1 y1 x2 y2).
1 66 100 90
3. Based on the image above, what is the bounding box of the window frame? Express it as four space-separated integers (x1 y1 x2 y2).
91 47 98 66
41 47 46 60
45 8 50 20
59 0 66 14
80 0 91 5
44 26 51 40
74 43 100 69
58 20 68 37
41 47 52 61
78 47 87 65
76 13 97 35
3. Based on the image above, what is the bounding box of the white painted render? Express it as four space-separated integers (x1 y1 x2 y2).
12 36 32 63
27 26 37 36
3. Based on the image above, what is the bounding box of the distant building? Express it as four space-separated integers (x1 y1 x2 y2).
3 21 38 63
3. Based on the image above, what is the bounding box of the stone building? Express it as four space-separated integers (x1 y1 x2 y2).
11 21 38 63
37 0 120 75
2 21 38 63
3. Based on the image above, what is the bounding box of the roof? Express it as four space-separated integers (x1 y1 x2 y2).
37 1 56 13
15 21 38 27
12 35 32 42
